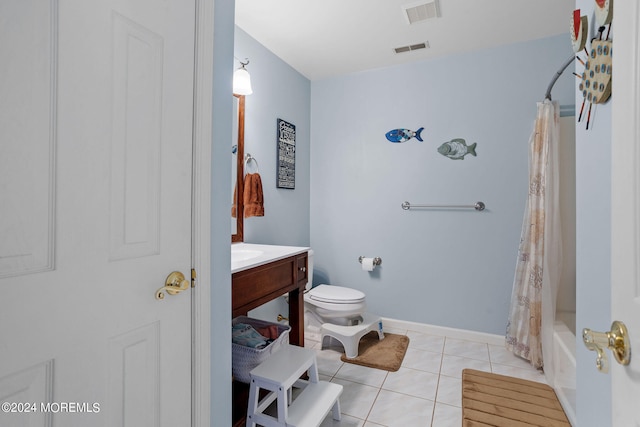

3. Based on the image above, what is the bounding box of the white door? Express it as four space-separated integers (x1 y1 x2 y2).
611 1 640 425
0 1 195 426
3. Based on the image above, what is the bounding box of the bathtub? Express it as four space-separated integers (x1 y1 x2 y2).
552 313 576 426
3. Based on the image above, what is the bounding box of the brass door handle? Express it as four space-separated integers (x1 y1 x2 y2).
155 271 190 300
582 320 631 373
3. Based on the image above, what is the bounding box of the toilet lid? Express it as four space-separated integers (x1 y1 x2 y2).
308 284 365 304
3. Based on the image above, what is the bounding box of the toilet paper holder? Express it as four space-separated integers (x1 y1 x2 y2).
358 256 382 266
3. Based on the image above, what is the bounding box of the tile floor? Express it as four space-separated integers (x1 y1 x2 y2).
305 325 546 427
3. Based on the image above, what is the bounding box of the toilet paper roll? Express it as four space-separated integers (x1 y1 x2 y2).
361 257 375 271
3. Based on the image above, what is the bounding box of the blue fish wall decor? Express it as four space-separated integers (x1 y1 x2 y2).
385 127 424 143
437 138 477 160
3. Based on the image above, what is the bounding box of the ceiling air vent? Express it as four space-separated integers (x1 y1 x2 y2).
394 41 430 54
402 0 440 25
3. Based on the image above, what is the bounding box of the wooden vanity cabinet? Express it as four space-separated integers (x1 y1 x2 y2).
231 251 308 345
231 251 308 426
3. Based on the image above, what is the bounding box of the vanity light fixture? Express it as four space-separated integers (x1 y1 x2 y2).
233 58 253 95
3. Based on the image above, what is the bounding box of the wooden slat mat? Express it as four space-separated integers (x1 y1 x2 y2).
462 369 570 427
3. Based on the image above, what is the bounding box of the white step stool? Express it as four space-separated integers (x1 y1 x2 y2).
246 344 342 427
320 313 384 359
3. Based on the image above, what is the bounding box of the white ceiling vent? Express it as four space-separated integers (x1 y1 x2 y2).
394 41 430 54
402 0 440 25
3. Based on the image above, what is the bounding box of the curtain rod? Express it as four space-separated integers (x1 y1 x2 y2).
544 54 576 101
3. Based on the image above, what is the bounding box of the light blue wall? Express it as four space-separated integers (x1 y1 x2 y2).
309 35 573 335
211 0 234 424
234 33 573 335
235 27 311 247
574 1 612 425
234 27 311 322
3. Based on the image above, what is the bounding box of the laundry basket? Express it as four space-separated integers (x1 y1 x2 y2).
232 316 290 383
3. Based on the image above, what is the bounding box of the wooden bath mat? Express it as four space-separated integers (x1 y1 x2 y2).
462 369 570 426
339 332 409 372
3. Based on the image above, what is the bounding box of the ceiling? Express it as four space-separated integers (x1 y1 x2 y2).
235 0 575 81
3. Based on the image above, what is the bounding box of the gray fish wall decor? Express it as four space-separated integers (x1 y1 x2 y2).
437 138 477 160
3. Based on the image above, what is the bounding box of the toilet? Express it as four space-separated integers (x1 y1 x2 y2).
303 250 367 327
303 251 384 358
305 284 367 326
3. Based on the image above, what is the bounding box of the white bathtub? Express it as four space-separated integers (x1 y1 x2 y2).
552 315 576 426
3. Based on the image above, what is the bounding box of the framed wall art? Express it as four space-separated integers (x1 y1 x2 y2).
277 118 296 189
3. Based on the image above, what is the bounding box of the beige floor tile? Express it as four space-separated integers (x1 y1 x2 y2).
367 389 434 426
382 367 439 401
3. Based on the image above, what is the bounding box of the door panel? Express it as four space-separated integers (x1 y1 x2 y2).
0 0 56 278
109 11 164 261
0 1 195 426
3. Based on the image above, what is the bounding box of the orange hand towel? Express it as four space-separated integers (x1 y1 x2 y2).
244 173 264 217
231 181 238 218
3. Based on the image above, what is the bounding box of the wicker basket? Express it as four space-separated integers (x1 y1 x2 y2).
232 316 290 383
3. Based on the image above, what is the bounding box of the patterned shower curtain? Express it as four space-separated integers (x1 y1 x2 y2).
506 100 562 372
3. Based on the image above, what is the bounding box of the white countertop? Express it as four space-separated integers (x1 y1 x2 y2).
231 243 310 273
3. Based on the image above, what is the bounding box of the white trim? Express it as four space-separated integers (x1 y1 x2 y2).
381 317 505 346
191 0 213 426
611 1 640 424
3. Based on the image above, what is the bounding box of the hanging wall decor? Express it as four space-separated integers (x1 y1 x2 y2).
571 9 588 53
579 39 612 105
574 5 612 130
277 118 296 189
594 0 613 28
437 138 477 160
385 127 424 143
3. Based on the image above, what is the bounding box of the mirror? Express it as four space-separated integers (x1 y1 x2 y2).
232 94 245 242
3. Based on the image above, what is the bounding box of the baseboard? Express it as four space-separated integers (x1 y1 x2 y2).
381 317 505 346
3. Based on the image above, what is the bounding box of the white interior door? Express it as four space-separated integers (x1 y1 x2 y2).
0 1 195 426
611 2 640 426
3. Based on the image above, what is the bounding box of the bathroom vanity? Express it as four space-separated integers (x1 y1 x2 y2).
231 243 309 345
231 244 309 425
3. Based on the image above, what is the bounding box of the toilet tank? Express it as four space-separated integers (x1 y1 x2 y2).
306 249 314 291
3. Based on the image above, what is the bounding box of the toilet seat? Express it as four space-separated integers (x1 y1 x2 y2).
304 283 367 324
307 285 365 304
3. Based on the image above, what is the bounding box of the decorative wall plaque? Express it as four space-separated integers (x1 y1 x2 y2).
277 118 296 189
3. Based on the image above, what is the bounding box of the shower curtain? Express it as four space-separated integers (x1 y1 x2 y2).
506 100 562 377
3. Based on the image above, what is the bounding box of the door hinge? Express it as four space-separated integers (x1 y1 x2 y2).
191 268 197 288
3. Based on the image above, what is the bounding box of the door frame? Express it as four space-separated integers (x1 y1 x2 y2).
611 0 640 424
192 0 214 425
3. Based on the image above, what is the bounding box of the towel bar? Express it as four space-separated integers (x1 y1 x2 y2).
245 153 260 173
401 201 485 211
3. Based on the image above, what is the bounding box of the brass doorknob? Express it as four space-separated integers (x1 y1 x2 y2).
582 320 631 373
155 271 190 300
